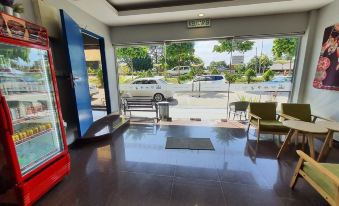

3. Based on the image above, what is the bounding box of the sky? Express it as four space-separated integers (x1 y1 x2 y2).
194 39 274 66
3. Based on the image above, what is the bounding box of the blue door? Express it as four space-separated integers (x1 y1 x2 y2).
60 10 93 137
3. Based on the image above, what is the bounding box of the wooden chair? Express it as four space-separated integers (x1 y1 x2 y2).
247 102 289 143
290 150 339 206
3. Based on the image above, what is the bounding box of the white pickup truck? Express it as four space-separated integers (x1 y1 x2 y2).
167 66 190 76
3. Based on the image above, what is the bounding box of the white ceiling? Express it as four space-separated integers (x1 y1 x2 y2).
108 0 232 11
68 0 333 26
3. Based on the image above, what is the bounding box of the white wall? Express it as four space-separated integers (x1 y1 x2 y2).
300 0 339 121
17 0 119 113
290 10 318 103
110 12 309 44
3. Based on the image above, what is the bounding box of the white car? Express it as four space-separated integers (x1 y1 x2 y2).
123 78 174 101
167 66 190 76
192 75 225 85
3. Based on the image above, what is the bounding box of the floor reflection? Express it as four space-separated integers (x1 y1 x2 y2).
37 124 337 206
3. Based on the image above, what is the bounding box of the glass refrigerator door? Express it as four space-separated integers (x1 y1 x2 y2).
0 43 64 175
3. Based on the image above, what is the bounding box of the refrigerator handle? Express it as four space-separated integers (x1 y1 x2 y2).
0 95 14 135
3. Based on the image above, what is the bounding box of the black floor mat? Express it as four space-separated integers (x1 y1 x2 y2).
165 137 214 150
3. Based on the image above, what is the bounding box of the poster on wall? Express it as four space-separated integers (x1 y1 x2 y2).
313 23 339 90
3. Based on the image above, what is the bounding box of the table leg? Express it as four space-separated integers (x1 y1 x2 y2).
317 130 334 162
307 134 315 159
302 133 306 151
277 129 295 159
294 131 299 145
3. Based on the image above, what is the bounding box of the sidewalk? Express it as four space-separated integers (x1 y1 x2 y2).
126 107 240 121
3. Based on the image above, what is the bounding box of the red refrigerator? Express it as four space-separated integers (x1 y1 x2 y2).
0 13 70 205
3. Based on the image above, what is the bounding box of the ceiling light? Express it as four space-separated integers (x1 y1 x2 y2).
198 13 205 17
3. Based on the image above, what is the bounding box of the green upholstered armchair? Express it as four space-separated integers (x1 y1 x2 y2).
280 103 331 151
290 150 339 206
280 103 328 123
247 102 289 143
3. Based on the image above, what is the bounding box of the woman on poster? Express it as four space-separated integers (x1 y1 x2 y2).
314 23 339 90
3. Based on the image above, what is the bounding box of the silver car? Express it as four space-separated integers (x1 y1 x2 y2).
167 66 190 76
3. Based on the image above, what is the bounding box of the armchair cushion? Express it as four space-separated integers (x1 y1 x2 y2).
250 119 289 132
281 103 312 122
303 162 339 199
249 103 277 120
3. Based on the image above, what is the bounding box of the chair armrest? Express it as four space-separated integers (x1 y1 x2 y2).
296 150 339 187
248 112 261 120
276 113 281 120
311 114 332 122
279 113 300 121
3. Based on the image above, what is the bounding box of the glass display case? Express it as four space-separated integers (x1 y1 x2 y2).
0 43 64 175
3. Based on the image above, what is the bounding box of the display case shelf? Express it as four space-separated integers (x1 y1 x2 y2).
4 92 49 101
12 111 51 125
20 147 59 174
0 71 44 75
15 128 53 146
4 90 46 93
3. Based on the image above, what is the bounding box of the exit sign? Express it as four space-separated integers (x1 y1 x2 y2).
187 19 211 28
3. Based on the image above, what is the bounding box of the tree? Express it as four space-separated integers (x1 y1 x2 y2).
190 57 205 77
210 68 221 75
191 56 204 69
165 42 195 69
272 38 298 74
244 68 256 84
258 55 273 73
189 67 204 77
149 45 164 74
132 55 153 71
247 55 273 73
224 71 239 119
224 71 239 84
116 47 148 72
234 64 247 75
148 45 163 64
96 68 103 88
118 65 130 75
262 69 275 81
209 61 227 70
213 39 254 69
213 39 255 54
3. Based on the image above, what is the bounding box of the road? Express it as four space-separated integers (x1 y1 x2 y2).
170 91 289 109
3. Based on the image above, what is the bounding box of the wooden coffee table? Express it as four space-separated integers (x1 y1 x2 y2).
316 121 339 161
276 120 328 159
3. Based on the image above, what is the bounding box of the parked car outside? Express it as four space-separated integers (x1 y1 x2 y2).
123 77 174 101
167 66 190 76
192 75 226 85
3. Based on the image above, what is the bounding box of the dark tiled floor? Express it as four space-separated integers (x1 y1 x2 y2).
36 123 339 206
